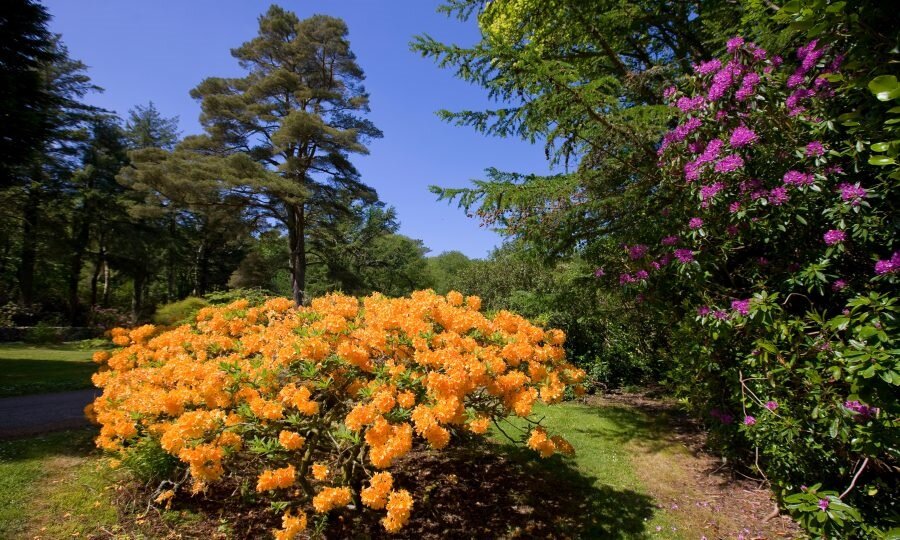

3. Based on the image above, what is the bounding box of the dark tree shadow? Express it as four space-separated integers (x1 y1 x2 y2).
0 427 99 462
327 440 655 539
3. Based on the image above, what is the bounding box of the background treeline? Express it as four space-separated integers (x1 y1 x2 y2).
0 1 448 328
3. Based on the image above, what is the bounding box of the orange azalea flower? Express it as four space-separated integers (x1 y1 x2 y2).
312 487 351 513
278 430 305 450
311 462 329 481
257 465 296 492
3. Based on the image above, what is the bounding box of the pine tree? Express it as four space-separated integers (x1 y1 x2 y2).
0 0 57 185
187 6 383 305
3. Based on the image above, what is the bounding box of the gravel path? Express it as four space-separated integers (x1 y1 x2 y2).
0 389 98 439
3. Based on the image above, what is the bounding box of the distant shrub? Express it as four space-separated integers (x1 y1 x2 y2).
204 288 271 306
24 321 62 344
152 297 210 326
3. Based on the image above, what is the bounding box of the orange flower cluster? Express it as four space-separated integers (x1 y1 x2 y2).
526 427 576 458
360 471 393 510
383 489 414 533
312 486 352 513
257 465 296 492
273 510 307 540
90 291 583 535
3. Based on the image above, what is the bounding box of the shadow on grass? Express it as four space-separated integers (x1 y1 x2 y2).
0 359 96 397
0 427 98 463
570 401 700 456
328 439 656 539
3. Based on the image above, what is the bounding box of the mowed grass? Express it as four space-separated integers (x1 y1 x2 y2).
0 342 100 397
497 401 686 539
0 428 118 539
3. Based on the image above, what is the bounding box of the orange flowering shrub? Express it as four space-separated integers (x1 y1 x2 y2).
91 290 584 536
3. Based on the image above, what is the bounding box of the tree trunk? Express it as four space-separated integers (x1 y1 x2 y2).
287 203 307 306
193 240 209 296
90 234 106 308
166 214 176 301
132 271 145 323
102 260 110 306
67 216 90 324
17 182 39 306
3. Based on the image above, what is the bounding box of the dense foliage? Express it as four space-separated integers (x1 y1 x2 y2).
88 291 584 536
422 0 898 536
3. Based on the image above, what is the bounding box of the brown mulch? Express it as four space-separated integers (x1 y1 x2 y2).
114 438 653 539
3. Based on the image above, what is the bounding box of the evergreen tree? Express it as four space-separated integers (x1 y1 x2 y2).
187 6 382 305
0 0 57 185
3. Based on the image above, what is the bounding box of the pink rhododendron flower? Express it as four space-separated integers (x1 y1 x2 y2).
874 252 899 275
695 58 721 76
823 230 846 245
661 235 679 246
700 182 725 201
729 126 758 148
838 183 866 205
726 36 745 53
714 154 744 173
731 299 750 315
783 170 814 186
628 244 648 259
674 249 694 263
831 279 847 291
806 141 825 157
743 415 756 426
768 186 790 205
689 217 704 229
765 401 778 411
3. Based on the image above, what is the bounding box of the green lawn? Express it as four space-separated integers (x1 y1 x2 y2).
0 428 118 539
496 402 685 539
0 342 101 397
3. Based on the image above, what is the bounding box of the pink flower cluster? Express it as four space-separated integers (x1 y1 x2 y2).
838 183 866 205
700 182 725 202
731 299 751 315
783 170 814 186
806 141 825 157
843 400 879 420
729 126 758 148
823 229 846 246
874 252 900 275
674 249 694 263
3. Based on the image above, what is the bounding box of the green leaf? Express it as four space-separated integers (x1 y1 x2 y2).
869 75 900 101
868 156 895 166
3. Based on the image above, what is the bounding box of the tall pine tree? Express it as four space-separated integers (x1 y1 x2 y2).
189 6 382 305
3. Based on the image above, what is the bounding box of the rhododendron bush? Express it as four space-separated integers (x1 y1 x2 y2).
601 33 898 537
88 291 584 537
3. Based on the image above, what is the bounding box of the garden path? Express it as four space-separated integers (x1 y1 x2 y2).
0 389 97 439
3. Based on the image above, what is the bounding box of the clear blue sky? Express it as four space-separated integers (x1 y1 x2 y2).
42 0 555 259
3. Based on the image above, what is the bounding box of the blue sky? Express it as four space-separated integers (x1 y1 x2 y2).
42 0 555 259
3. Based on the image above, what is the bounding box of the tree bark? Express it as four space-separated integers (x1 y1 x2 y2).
287 203 307 306
166 214 176 301
17 181 39 306
193 240 209 296
67 215 90 324
131 270 145 323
